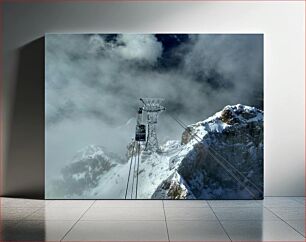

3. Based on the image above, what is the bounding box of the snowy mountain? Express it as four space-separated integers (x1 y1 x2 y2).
48 104 263 199
154 104 264 199
46 145 125 198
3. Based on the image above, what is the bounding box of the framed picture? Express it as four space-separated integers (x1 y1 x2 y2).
45 34 263 199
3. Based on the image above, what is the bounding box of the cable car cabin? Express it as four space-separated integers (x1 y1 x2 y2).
135 124 146 141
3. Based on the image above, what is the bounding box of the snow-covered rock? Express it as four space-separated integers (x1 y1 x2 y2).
152 172 195 199
48 104 263 199
173 104 264 199
129 104 263 199
120 140 184 199
47 145 125 198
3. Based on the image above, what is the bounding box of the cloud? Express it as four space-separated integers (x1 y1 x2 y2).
116 34 163 64
88 34 163 64
45 34 263 175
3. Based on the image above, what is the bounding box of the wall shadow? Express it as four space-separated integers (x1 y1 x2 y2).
4 37 45 199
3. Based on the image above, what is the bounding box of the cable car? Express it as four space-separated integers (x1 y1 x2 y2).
135 124 146 141
135 107 146 141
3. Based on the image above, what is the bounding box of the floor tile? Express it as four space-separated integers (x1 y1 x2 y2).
268 207 305 220
1 220 75 241
0 198 46 208
63 220 168 241
208 199 262 208
286 220 305 236
263 197 304 207
46 200 95 208
165 207 217 221
81 207 165 221
292 197 305 205
0 207 39 220
1 197 305 241
163 200 209 208
221 220 305 241
93 200 162 208
213 207 279 220
167 220 230 241
25 207 87 220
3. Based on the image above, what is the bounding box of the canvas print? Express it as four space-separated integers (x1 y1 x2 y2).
45 34 263 199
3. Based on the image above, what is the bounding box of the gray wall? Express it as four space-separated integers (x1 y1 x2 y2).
2 1 305 198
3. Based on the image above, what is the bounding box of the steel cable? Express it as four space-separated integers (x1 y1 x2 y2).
125 141 136 199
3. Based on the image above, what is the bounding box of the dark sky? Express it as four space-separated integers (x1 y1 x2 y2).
45 34 263 177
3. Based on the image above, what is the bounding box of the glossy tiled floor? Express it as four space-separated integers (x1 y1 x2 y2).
0 197 304 241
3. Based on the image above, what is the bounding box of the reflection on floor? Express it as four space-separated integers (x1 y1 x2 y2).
0 197 304 241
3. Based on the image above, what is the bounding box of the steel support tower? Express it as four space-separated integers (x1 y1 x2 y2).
140 98 165 152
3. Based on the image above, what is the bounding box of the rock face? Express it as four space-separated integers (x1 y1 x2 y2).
152 172 195 199
155 104 264 199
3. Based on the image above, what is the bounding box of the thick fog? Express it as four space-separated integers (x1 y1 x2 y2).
45 34 263 179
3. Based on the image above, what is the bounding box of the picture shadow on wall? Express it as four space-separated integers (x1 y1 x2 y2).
5 37 45 199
